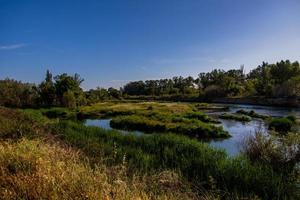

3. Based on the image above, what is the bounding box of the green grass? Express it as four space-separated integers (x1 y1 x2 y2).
54 120 297 199
110 115 229 138
219 113 252 122
268 117 295 133
236 109 269 119
79 102 228 139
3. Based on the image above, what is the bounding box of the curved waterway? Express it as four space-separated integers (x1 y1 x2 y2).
84 104 300 156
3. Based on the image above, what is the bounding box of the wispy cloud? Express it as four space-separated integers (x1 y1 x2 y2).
0 43 27 50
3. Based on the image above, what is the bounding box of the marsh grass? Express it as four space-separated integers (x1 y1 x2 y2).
236 109 269 119
219 113 251 122
55 120 297 199
268 117 295 133
80 102 228 138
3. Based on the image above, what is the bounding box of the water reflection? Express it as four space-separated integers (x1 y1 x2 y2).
209 119 267 156
84 119 144 136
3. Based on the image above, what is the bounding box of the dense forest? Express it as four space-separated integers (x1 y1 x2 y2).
1 60 299 108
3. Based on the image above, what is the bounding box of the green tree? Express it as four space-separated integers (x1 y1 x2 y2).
39 70 56 106
62 90 76 109
54 73 85 106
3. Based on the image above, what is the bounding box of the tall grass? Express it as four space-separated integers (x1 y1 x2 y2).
0 107 199 200
55 120 298 199
0 139 197 200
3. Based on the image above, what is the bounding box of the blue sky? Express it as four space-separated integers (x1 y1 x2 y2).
1 0 300 89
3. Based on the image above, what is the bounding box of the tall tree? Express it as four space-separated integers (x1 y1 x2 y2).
39 70 56 106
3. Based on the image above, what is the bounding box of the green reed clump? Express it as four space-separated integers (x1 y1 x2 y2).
219 113 251 122
110 115 229 138
268 117 295 133
236 109 269 119
184 111 220 123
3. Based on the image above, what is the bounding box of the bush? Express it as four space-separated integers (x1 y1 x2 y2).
242 132 300 174
269 117 294 133
286 115 297 123
42 107 77 120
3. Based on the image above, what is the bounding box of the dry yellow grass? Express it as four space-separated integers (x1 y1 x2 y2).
0 138 199 200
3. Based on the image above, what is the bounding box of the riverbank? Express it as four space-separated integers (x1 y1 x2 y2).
211 97 300 108
124 95 300 108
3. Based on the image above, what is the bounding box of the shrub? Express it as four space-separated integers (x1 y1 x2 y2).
242 132 300 174
286 115 297 123
42 107 77 120
269 118 293 133
0 107 37 139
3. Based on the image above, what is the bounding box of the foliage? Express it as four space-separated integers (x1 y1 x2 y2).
38 70 56 106
62 90 77 109
121 60 300 99
0 79 39 107
268 117 295 133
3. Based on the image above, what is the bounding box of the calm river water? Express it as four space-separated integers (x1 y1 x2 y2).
85 104 300 156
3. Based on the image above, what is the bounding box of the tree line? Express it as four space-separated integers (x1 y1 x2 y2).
122 60 300 98
0 70 120 108
0 60 299 108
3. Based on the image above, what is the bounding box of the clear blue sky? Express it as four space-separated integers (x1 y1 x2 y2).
1 0 300 89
